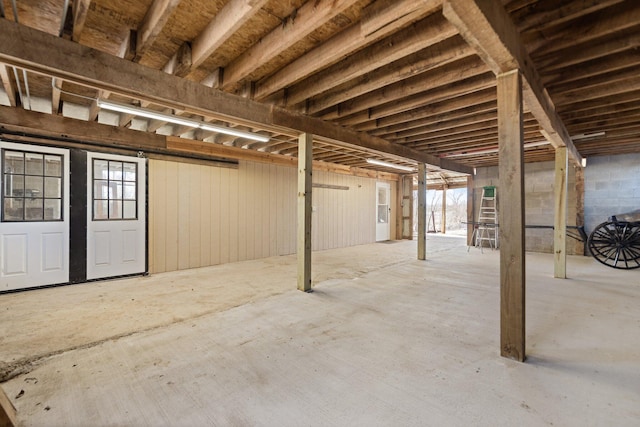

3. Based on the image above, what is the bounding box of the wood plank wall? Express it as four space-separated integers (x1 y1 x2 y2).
149 159 394 274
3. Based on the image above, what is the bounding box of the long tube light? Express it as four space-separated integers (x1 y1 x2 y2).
366 158 415 172
96 99 270 142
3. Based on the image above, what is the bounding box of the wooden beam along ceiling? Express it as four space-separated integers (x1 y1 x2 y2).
337 73 496 128
254 0 442 101
442 0 583 166
0 20 472 174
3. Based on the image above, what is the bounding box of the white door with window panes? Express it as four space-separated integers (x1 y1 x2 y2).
0 142 69 291
87 152 146 280
376 182 391 241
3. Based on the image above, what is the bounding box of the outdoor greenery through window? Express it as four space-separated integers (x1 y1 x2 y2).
2 150 63 221
93 159 137 220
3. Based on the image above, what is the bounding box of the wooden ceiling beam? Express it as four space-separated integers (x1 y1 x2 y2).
405 123 539 148
525 1 640 58
536 29 640 72
253 0 440 100
163 0 269 78
0 20 472 174
367 94 497 134
0 105 166 150
306 35 474 115
284 13 458 107
190 0 268 73
325 58 490 121
336 71 495 126
513 0 623 33
220 0 361 90
442 0 583 166
562 101 640 123
557 89 640 115
396 117 538 145
384 110 500 140
548 65 640 96
71 0 91 42
542 51 640 88
0 64 18 107
51 77 61 114
133 0 181 62
553 76 640 107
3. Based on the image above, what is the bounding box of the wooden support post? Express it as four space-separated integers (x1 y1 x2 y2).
0 385 17 427
467 175 474 246
575 166 585 256
441 185 448 234
417 163 427 260
498 70 526 362
297 132 313 292
554 146 568 278
402 175 413 239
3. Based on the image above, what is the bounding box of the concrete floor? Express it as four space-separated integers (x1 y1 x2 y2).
1 235 639 426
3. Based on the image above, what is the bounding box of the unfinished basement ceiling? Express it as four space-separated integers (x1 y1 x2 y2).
0 0 638 175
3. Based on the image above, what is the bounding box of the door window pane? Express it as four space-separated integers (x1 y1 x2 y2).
25 176 44 197
3 198 23 221
44 177 62 198
6 175 24 197
2 149 63 222
109 200 122 219
378 206 388 224
25 153 44 175
94 159 108 179
25 198 44 221
44 199 61 221
94 200 108 220
44 155 62 177
5 151 24 174
92 159 138 220
123 201 136 219
123 182 136 200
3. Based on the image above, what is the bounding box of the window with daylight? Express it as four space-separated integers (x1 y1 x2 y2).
92 159 137 220
2 150 63 222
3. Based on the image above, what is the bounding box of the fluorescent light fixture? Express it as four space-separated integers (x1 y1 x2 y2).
200 123 269 142
571 131 605 141
581 157 587 167
443 141 549 158
97 99 199 127
366 158 415 172
97 99 269 142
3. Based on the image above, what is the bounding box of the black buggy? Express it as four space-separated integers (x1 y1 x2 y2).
587 209 640 270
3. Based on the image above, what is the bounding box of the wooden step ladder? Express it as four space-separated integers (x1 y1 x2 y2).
475 185 498 250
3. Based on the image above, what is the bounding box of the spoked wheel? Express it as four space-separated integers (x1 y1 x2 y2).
588 221 640 269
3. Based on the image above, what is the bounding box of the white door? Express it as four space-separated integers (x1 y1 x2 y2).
376 182 391 241
0 142 69 291
87 152 146 280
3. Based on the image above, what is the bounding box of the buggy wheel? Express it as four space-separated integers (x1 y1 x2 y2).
588 221 640 269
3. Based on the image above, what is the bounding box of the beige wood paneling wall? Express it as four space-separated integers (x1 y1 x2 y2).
149 159 395 274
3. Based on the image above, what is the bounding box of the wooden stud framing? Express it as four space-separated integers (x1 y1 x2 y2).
441 185 448 234
402 175 413 239
554 146 568 278
417 163 427 260
497 70 525 362
297 132 313 292
466 175 474 247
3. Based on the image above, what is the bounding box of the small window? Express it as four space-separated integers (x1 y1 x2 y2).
92 159 137 220
2 150 63 222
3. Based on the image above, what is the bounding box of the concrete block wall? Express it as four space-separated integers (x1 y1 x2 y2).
472 161 581 255
584 153 640 234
